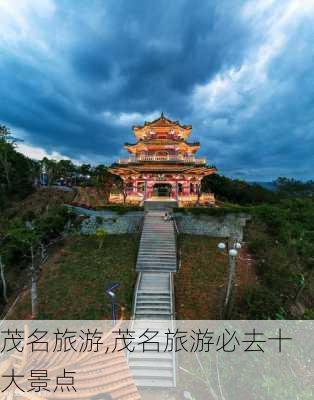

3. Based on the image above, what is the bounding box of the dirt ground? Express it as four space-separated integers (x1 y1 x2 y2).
175 235 256 320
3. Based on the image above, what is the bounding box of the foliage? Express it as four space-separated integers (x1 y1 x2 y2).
175 235 228 319
95 227 107 249
239 198 314 319
0 197 75 311
202 174 278 205
274 177 314 197
9 235 138 319
0 125 35 208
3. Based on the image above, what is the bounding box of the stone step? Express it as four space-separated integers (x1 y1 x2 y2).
143 229 173 231
137 295 171 298
139 245 175 248
137 262 176 267
140 241 175 245
136 310 171 316
143 228 174 230
138 248 176 252
142 230 174 233
140 275 170 281
138 255 175 259
137 286 171 291
138 281 170 286
139 278 170 284
136 303 171 309
139 247 175 251
138 267 175 272
138 286 171 291
137 294 170 298
128 360 172 370
133 378 175 388
135 310 172 316
137 267 176 272
138 254 176 258
138 253 176 257
136 300 170 305
137 259 176 264
138 260 175 263
137 268 176 272
141 235 175 238
137 300 171 305
142 239 175 242
129 350 172 360
138 252 175 256
142 227 174 230
131 369 173 379
141 237 174 241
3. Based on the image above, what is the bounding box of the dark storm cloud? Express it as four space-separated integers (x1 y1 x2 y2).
1 0 314 179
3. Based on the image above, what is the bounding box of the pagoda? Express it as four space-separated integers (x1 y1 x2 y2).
109 113 216 206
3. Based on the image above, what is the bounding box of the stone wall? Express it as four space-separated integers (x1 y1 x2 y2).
174 212 250 241
66 205 144 235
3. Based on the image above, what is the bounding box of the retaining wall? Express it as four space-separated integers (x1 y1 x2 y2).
66 205 144 235
174 212 250 241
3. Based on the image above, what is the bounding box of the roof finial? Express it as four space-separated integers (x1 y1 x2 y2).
161 111 164 119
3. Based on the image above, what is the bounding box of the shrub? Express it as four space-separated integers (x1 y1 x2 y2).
242 286 283 319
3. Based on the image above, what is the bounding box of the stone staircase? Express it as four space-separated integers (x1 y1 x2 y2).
136 211 177 273
134 272 172 319
128 319 176 388
128 209 177 388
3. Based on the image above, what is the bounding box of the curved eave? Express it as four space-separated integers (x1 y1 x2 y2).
124 141 200 154
133 129 192 141
132 115 192 131
108 166 139 177
109 164 217 176
181 166 217 176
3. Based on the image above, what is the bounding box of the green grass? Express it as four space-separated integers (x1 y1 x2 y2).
175 235 228 319
9 234 139 320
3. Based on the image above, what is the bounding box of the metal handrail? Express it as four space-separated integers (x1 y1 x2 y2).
169 271 177 386
173 216 181 272
131 213 145 319
169 271 175 318
131 272 142 320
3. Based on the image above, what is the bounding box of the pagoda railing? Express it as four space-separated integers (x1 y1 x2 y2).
118 155 206 164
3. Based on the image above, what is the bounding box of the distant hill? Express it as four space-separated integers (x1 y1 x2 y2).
249 181 277 191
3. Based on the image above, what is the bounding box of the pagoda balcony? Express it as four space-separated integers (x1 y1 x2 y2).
118 155 206 164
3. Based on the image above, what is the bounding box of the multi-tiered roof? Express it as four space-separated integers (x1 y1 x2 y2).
110 113 216 176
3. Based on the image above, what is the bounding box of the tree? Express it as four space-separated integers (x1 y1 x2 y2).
40 157 58 185
202 174 277 205
79 164 91 176
57 159 76 180
0 125 34 206
9 225 41 318
0 125 15 189
95 227 107 249
275 177 314 197
0 232 10 303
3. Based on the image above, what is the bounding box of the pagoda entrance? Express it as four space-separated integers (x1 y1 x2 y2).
153 183 172 197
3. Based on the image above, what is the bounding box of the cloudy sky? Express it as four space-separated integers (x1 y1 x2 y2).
1 0 314 180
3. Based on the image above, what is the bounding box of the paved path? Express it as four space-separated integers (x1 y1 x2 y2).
128 210 177 388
